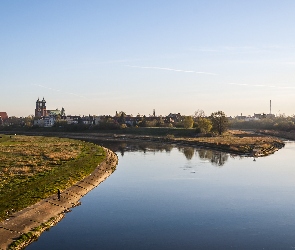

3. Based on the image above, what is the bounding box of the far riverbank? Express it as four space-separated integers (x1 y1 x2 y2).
2 129 285 157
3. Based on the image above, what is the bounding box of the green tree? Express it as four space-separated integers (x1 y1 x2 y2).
138 115 147 127
118 112 126 124
23 115 34 127
183 116 194 128
210 111 228 135
195 117 212 134
156 117 165 127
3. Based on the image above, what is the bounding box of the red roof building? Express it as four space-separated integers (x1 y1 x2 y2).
0 112 8 121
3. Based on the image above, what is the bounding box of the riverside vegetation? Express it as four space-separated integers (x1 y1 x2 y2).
0 134 106 221
85 129 284 157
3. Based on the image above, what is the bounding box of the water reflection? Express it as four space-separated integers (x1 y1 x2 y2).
94 140 236 166
179 147 195 160
97 140 174 156
197 149 229 167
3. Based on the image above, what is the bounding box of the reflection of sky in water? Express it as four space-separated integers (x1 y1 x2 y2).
28 141 295 250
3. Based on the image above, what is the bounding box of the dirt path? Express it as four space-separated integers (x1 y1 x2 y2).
0 148 118 250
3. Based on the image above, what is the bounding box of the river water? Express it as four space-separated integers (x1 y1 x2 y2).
27 141 295 249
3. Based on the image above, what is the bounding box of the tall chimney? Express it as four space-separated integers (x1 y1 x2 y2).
270 100 272 114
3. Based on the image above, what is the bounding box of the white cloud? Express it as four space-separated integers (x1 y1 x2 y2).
32 84 86 98
228 82 295 89
125 65 217 75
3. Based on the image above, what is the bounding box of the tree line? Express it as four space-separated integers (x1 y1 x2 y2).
230 115 295 132
96 110 229 135
1 110 230 136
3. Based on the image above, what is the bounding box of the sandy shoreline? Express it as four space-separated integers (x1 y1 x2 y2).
0 147 118 250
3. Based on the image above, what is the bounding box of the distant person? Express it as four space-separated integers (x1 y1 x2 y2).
57 189 61 201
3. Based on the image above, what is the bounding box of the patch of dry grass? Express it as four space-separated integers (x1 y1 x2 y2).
172 130 284 155
0 136 82 178
0 134 106 220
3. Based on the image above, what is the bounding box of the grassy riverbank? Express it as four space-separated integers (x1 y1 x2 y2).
2 128 285 157
171 130 285 156
63 130 284 157
0 134 106 221
255 129 295 141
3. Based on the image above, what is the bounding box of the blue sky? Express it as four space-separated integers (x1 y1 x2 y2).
1 1 295 117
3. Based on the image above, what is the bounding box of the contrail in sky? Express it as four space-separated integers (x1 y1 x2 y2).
32 84 86 98
228 83 295 89
125 65 217 75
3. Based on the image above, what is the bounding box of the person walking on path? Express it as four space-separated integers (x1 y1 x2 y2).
57 189 61 201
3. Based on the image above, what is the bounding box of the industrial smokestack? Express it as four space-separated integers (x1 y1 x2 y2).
270 100 272 114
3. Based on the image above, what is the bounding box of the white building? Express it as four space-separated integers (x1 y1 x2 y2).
44 117 56 127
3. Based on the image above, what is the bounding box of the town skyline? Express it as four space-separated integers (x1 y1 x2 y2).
1 96 286 119
0 96 286 118
1 1 295 117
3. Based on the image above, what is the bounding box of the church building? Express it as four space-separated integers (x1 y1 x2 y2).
35 97 47 117
34 97 66 123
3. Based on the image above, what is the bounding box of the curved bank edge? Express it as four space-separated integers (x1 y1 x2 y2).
0 147 118 250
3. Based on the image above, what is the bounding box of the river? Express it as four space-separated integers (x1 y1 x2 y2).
27 141 295 249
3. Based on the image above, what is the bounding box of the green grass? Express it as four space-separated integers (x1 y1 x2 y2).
0 134 106 221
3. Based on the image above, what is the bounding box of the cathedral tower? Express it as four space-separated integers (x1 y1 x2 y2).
35 97 47 117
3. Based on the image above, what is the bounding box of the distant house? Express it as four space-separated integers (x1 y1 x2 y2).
125 116 136 126
81 115 95 125
165 113 182 123
33 116 62 127
0 112 8 125
253 113 266 119
244 116 259 121
235 115 259 121
0 112 8 121
235 115 247 120
66 115 80 124
44 117 56 127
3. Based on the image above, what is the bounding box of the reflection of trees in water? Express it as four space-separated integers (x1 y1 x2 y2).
179 147 195 160
96 141 173 156
91 139 231 166
211 153 228 167
197 149 228 167
118 143 128 156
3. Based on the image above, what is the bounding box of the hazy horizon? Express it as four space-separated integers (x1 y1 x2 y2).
1 1 295 117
